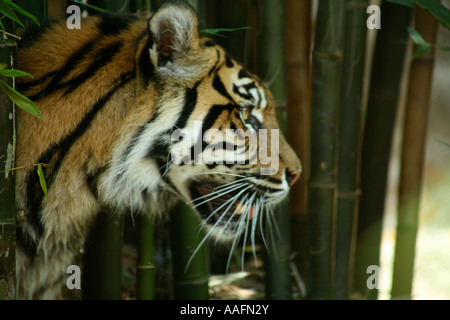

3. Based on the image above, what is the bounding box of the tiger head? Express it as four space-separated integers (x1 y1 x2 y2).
100 1 301 240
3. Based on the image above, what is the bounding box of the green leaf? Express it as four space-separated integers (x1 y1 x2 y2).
416 0 450 29
436 139 450 148
37 165 48 197
408 27 432 59
0 0 24 27
0 79 43 119
0 69 33 78
201 27 250 38
408 27 429 46
6 0 40 26
413 44 432 59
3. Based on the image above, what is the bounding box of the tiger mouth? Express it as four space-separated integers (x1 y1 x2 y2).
190 183 255 227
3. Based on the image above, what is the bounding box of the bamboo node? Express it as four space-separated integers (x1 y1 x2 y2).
337 189 362 199
136 265 155 269
308 182 336 189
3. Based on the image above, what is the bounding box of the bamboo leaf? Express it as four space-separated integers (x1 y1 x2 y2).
408 27 432 59
5 1 40 26
408 27 428 46
37 164 48 197
0 0 24 27
0 79 43 119
416 0 450 29
0 69 33 78
436 139 450 148
201 27 249 38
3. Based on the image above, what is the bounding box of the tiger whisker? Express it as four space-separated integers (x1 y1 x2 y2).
240 191 257 271
185 190 250 273
190 183 251 207
194 172 248 178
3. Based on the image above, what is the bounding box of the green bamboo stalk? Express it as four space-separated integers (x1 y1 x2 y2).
391 7 438 300
0 18 17 301
353 2 412 300
136 213 155 300
285 0 312 282
82 210 124 300
334 0 369 300
255 0 292 300
170 201 209 300
307 0 345 300
48 0 67 20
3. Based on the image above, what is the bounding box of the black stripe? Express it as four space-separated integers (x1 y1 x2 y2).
146 140 170 160
238 68 251 79
225 54 234 68
138 34 156 87
187 104 234 162
17 70 57 94
18 21 53 49
25 71 136 239
173 81 201 130
213 74 235 104
208 49 222 76
202 104 235 133
27 40 96 101
15 226 38 262
232 83 253 101
204 40 216 47
63 42 123 96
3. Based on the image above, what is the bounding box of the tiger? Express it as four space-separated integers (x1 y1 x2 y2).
14 1 301 299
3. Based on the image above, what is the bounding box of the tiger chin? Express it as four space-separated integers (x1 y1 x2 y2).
15 1 301 299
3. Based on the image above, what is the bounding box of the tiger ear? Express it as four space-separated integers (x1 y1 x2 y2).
148 1 200 77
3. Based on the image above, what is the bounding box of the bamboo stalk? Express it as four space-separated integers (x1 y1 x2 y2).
48 0 67 20
307 0 346 300
353 1 412 300
254 0 292 300
285 0 312 283
391 7 438 300
334 0 369 300
0 18 17 301
136 213 155 300
170 201 209 300
82 210 124 300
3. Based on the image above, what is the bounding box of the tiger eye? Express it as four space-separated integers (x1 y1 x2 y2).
240 106 251 121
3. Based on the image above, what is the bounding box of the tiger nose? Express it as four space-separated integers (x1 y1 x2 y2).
286 168 301 187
